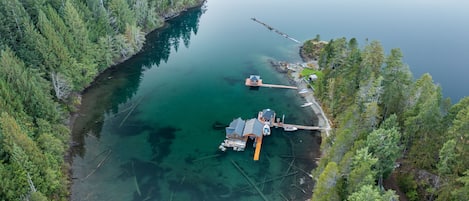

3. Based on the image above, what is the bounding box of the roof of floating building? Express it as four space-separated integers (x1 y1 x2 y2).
249 75 261 82
243 118 264 137
226 117 245 137
261 109 275 121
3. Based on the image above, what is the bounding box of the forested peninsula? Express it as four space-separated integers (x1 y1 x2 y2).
302 38 469 201
0 0 204 200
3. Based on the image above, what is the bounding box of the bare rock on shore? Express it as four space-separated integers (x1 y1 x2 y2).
300 40 328 62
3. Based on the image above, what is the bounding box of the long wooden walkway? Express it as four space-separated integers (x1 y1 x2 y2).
272 122 323 131
261 84 298 89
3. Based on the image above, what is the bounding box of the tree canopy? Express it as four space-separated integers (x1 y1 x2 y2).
307 37 467 200
0 0 204 200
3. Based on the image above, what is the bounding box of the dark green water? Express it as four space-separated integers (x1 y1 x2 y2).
71 3 319 201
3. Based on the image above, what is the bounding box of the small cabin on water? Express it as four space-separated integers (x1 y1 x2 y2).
220 115 271 160
225 117 245 139
245 75 263 87
258 108 276 126
243 118 264 138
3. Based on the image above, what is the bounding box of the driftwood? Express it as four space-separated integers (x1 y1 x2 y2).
133 176 141 196
192 154 221 162
231 160 269 201
235 171 298 192
280 158 313 178
132 161 141 196
82 150 112 180
111 105 133 118
91 149 111 163
169 191 174 201
279 192 289 201
119 96 144 127
291 184 306 194
180 175 186 185
281 159 295 184
279 155 310 160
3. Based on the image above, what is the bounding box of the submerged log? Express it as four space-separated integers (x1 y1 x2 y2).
231 160 269 201
192 154 222 162
235 171 298 192
82 150 112 180
212 121 228 130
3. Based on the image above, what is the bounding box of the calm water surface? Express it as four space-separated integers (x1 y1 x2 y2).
71 0 469 200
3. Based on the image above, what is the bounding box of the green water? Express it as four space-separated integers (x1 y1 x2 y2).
71 0 469 200
71 4 319 201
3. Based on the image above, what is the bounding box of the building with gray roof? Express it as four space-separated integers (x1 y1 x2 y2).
243 118 264 137
225 117 245 139
260 108 276 123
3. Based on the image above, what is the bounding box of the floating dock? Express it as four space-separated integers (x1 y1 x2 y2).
253 136 263 161
261 83 298 89
220 109 325 160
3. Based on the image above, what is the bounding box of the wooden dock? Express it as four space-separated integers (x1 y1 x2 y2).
245 78 298 89
272 122 323 131
253 136 263 161
261 84 298 89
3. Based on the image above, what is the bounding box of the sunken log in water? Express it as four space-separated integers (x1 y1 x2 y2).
212 121 228 130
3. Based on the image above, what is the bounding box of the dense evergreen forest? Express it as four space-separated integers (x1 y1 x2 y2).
0 0 203 200
304 38 469 201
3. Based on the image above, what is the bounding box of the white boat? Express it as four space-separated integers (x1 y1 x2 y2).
219 144 227 151
298 89 309 94
263 124 271 135
283 126 298 132
301 102 313 107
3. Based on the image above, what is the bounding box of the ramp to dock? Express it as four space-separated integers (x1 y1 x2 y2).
261 84 298 89
253 137 263 161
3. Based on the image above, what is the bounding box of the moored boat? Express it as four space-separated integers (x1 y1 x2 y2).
283 126 298 132
263 124 271 135
301 102 313 107
298 89 309 94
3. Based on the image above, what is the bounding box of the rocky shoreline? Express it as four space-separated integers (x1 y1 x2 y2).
269 58 331 138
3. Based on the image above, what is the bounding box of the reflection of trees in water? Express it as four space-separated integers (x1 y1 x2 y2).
139 6 203 67
71 7 204 157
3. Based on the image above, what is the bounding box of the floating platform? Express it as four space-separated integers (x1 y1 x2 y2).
220 109 324 160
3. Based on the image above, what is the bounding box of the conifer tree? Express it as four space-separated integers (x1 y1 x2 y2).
404 74 444 169
312 162 340 201
347 147 378 194
366 127 401 186
381 48 412 120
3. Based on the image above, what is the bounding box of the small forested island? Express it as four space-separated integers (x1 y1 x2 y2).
300 37 469 201
0 0 204 200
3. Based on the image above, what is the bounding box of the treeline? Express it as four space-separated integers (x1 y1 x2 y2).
0 0 203 200
306 37 469 200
